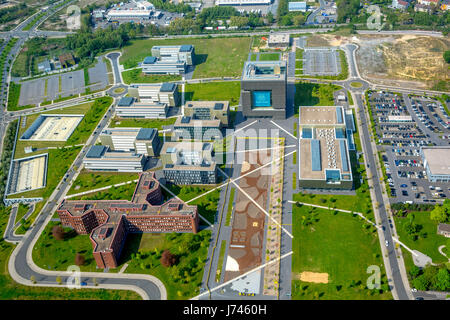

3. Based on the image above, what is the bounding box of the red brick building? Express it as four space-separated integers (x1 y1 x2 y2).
57 172 199 269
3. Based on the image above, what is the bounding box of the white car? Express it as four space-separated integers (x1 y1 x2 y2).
385 240 389 247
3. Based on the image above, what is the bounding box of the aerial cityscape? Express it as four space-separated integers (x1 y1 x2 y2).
0 0 449 309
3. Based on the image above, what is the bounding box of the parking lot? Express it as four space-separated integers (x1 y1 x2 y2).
368 90 450 204
303 48 341 76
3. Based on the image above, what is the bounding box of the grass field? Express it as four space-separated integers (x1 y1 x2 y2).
225 187 236 227
294 82 341 113
394 211 448 264
123 230 211 299
7 82 34 111
215 240 227 282
70 182 138 201
259 53 280 61
0 206 140 300
165 184 220 224
110 117 177 130
121 69 181 85
119 37 251 78
185 81 241 106
291 205 392 300
67 171 139 195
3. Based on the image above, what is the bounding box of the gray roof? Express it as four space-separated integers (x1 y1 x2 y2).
438 223 450 233
117 97 134 107
160 82 176 92
143 56 157 64
179 44 193 52
136 128 156 141
86 145 108 158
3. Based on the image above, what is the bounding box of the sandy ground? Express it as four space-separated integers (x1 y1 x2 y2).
297 271 329 284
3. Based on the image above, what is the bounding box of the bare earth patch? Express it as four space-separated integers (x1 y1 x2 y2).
298 271 329 284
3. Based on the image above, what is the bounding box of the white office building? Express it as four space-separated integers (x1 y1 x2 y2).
135 83 180 107
115 97 168 119
141 56 186 75
151 45 195 65
83 146 146 172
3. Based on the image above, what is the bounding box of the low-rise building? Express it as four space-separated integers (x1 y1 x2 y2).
392 0 410 9
215 0 272 5
57 172 199 269
437 223 450 238
183 101 230 127
161 141 217 184
173 116 222 141
298 106 354 189
136 82 180 107
268 33 290 48
417 0 439 5
141 56 186 75
420 146 450 182
414 3 432 12
288 1 307 12
58 53 75 68
115 97 168 119
83 145 146 172
38 60 52 73
151 45 195 65
99 127 161 156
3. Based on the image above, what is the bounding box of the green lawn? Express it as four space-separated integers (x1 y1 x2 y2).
109 117 177 130
123 230 211 299
70 182 138 201
67 171 139 195
225 187 236 227
295 60 303 69
165 184 220 225
121 69 181 85
185 81 241 106
215 240 227 282
291 204 392 300
119 37 251 78
250 54 257 61
259 53 280 61
33 221 98 272
15 204 30 225
394 211 448 264
0 206 140 300
294 82 342 113
296 49 304 60
7 82 34 111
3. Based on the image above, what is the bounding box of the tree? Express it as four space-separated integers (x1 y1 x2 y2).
52 225 65 240
409 266 421 279
266 11 274 24
292 14 305 27
75 253 85 266
412 275 429 291
435 268 450 291
430 200 450 223
230 16 249 28
160 250 177 267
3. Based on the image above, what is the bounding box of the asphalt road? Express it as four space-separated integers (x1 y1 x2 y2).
355 92 410 300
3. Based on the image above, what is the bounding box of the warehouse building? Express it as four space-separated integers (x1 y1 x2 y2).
421 147 450 182
99 127 162 157
141 56 186 75
298 106 353 189
136 82 180 107
115 97 168 119
241 60 287 119
173 116 222 141
183 101 230 127
151 45 195 65
57 172 199 269
83 145 146 172
161 141 217 184
288 1 307 11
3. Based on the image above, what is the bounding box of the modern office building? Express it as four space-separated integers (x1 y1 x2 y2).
141 56 186 75
172 116 222 141
161 141 217 184
83 145 146 172
115 97 168 119
268 33 290 47
183 101 230 127
99 127 161 157
151 45 195 65
288 1 307 11
420 146 450 182
298 106 353 189
136 83 180 107
241 60 287 119
57 172 199 268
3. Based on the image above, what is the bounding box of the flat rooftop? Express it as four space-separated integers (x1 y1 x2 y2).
242 60 286 81
299 127 352 181
174 116 221 128
185 100 230 111
422 147 450 176
268 33 290 44
299 106 345 126
161 141 213 155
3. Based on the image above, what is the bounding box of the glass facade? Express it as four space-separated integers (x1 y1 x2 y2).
252 90 272 108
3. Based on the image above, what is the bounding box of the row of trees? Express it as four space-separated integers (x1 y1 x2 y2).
410 265 450 291
0 120 17 204
277 0 308 26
